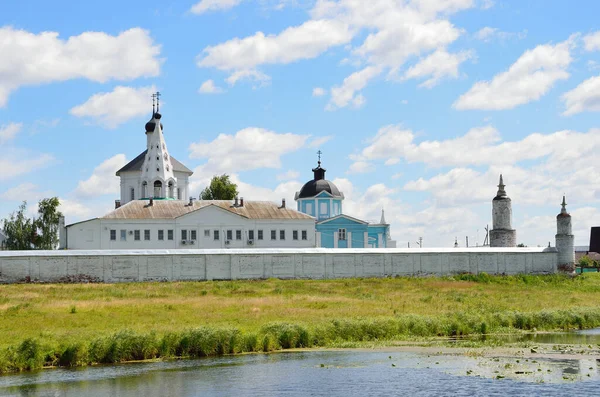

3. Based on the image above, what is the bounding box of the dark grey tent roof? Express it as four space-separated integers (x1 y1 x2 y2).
115 150 193 176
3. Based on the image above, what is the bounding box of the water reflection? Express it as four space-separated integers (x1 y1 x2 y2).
1 350 600 397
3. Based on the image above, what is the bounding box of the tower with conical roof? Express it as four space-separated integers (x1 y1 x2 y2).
490 174 517 247
555 195 575 266
116 92 193 204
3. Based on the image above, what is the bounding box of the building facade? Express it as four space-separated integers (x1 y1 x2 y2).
65 96 317 250
294 159 395 248
490 174 517 247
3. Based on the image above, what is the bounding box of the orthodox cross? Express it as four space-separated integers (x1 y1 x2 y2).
156 91 161 112
317 150 322 165
151 93 157 114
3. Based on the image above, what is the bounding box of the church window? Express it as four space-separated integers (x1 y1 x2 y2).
164 153 168 160
156 167 160 172
305 202 313 216
156 156 159 161
204 229 210 237
177 188 181 200
154 181 162 197
162 143 165 150
167 230 174 240
271 230 276 240
249 230 254 240
134 230 140 241
191 230 197 240
142 182 148 198
236 230 242 240
130 188 135 201
227 230 233 240
156 145 159 149
293 230 298 240
120 230 127 241
144 230 150 241
181 230 188 240
158 230 164 240
166 166 169 172
168 181 174 198
214 230 220 240
110 230 116 241
320 202 328 216
338 229 347 241
280 230 286 240
257 230 263 240
302 230 307 240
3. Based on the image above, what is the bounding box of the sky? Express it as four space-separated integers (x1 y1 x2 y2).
1 0 600 248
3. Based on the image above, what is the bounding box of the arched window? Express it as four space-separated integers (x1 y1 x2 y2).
130 187 135 201
168 181 174 198
142 182 147 198
177 188 181 200
154 181 162 198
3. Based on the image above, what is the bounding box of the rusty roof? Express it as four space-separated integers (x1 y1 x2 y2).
101 200 315 220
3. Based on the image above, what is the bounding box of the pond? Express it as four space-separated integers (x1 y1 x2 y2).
1 348 599 396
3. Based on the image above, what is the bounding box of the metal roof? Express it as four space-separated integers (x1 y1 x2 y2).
115 150 193 175
101 200 315 220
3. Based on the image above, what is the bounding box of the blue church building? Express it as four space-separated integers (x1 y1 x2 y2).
294 158 395 248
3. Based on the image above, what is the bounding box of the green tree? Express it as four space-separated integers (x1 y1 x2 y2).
200 174 239 200
1 197 62 250
2 201 35 250
34 197 63 250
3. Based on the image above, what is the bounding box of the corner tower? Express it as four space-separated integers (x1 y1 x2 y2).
555 196 575 266
490 174 517 247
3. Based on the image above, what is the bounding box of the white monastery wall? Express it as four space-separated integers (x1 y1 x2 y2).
0 247 558 283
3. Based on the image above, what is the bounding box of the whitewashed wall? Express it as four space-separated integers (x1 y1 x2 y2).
0 247 558 283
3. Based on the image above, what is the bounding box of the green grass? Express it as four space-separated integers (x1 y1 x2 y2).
0 273 599 372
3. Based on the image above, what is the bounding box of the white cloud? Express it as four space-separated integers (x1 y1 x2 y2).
74 154 127 198
198 79 225 94
347 160 373 174
0 183 49 202
0 122 22 143
276 170 300 181
70 86 156 128
0 27 161 107
474 27 527 42
327 66 382 110
454 38 574 110
404 49 473 88
583 31 600 52
189 127 309 175
312 87 326 97
197 19 353 83
308 135 333 148
358 124 600 169
225 69 271 87
0 150 55 181
562 75 600 116
190 0 243 14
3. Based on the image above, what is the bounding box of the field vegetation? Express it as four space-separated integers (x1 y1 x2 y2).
1 273 600 372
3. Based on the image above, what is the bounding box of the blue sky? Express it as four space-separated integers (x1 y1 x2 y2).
2 0 600 247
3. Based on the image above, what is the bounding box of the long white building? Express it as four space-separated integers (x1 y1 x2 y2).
64 95 316 250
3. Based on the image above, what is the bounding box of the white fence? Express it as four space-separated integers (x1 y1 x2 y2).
0 247 558 283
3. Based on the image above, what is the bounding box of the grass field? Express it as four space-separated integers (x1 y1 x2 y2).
1 273 600 372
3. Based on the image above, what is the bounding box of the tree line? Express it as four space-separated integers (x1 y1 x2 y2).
1 198 62 250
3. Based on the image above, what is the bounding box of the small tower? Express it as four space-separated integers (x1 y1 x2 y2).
140 92 177 199
490 174 517 247
555 195 575 266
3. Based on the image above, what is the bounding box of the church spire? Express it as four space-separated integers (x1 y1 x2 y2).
380 208 387 224
312 150 326 181
561 195 568 215
496 174 507 197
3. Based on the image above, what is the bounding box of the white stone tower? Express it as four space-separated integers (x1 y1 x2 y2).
140 93 177 199
555 195 575 266
490 174 517 247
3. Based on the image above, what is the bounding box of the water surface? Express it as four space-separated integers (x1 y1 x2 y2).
1 350 599 396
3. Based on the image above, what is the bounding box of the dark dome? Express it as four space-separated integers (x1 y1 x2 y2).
145 113 163 132
298 179 341 199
